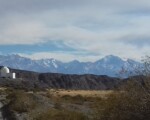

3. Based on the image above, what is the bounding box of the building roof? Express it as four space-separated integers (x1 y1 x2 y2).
1 66 10 73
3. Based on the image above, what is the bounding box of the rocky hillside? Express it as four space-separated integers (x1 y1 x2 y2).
0 67 120 90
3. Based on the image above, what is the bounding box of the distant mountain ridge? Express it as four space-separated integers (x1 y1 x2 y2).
0 54 142 77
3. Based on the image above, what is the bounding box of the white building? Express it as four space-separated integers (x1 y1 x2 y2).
0 66 16 79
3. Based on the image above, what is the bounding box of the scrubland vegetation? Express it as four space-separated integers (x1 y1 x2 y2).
0 80 149 120
0 57 150 120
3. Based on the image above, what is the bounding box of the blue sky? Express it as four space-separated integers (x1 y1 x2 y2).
0 0 150 62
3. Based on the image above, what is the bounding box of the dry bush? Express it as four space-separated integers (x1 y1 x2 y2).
91 56 150 120
54 102 62 109
61 94 86 105
7 90 37 113
94 79 150 120
33 109 89 120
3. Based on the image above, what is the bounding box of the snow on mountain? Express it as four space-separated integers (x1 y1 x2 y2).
0 54 142 77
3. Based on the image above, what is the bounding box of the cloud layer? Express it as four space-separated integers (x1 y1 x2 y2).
0 0 150 61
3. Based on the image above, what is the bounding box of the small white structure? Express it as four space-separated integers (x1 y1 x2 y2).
0 66 16 79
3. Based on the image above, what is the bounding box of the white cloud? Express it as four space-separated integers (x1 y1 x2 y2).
0 0 150 61
19 52 101 62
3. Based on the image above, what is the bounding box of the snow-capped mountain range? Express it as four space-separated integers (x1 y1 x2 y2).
0 54 142 77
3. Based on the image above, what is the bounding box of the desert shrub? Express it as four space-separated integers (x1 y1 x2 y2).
54 102 62 109
93 56 150 120
0 87 7 95
34 109 89 120
61 95 86 104
7 90 37 113
45 91 53 99
94 81 150 120
5 88 16 94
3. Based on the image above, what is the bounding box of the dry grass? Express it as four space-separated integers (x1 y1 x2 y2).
0 87 7 91
47 89 113 98
3 88 117 120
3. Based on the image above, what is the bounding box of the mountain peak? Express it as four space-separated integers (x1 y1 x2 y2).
104 55 123 60
95 55 123 63
0 54 141 77
7 54 21 57
70 60 80 63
